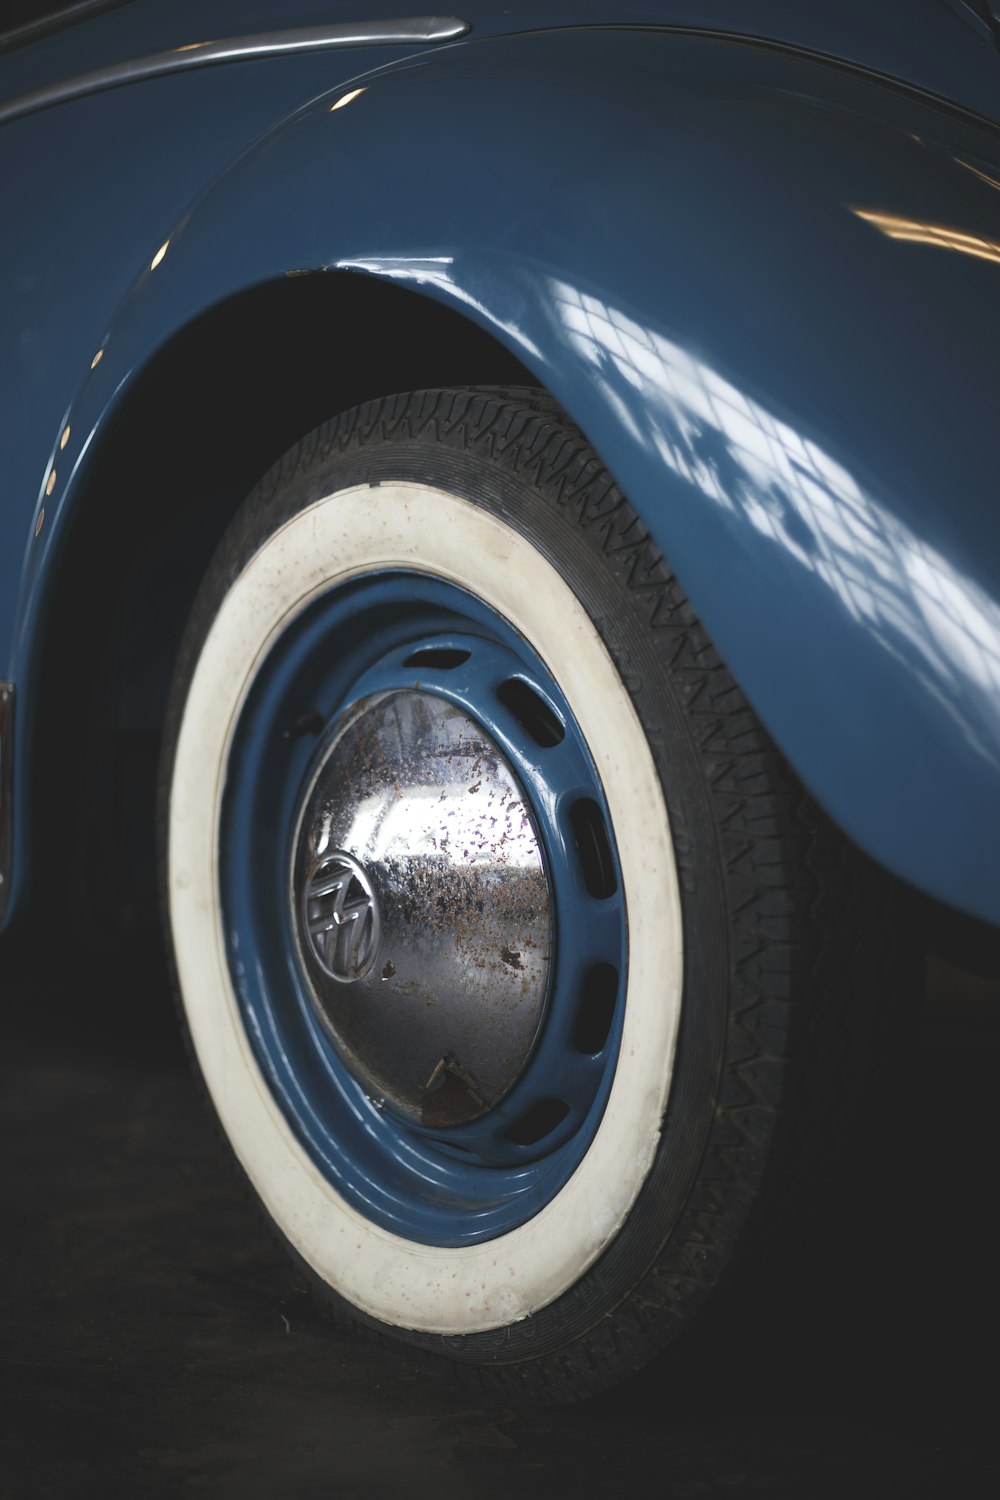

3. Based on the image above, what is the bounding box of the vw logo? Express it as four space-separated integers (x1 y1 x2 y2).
302 850 381 983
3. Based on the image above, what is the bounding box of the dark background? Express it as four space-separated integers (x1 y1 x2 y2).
3 931 998 1498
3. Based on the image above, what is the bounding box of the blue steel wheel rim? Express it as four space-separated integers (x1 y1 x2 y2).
219 570 627 1247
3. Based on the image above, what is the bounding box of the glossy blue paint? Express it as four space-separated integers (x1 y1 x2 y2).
0 43 436 664
2 2 998 123
219 571 626 1244
1 11 1000 928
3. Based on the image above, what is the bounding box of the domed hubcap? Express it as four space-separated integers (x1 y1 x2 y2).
292 690 553 1127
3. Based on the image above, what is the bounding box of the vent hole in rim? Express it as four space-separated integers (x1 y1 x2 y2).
568 798 617 899
504 1098 570 1146
496 678 565 748
403 647 470 669
574 963 619 1054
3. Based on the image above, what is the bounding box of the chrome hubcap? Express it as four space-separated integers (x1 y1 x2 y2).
292 690 553 1126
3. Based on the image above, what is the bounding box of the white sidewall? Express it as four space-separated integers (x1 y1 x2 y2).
168 482 683 1335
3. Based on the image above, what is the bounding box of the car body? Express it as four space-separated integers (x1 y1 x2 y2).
2 0 1000 933
2 0 999 1399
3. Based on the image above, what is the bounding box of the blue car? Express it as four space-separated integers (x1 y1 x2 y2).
2 0 999 1401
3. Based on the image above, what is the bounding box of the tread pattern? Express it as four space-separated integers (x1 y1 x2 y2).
160 386 902 1405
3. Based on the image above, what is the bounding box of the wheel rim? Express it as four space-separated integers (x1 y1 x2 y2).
219 572 628 1246
169 480 683 1333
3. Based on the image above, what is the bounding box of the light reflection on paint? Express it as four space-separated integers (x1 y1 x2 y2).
337 256 545 364
547 278 1000 765
330 87 366 111
853 208 1000 268
954 157 1000 194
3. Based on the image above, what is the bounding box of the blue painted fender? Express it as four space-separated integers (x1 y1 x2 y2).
12 26 1000 925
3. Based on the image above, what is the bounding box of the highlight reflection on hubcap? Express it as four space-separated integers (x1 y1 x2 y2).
292 690 553 1127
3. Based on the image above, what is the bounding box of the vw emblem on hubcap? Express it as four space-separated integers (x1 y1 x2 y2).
302 851 381 983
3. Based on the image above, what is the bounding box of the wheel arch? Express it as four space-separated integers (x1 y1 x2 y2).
6 23 1000 931
21 272 535 937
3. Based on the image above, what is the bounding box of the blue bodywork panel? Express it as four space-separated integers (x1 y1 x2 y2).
1 3 1000 926
4 2 999 121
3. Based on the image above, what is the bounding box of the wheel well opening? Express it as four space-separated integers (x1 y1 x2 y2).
30 273 537 939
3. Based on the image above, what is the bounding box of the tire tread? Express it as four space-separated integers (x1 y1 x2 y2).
159 385 903 1406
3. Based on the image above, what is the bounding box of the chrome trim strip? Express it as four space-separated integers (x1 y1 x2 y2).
0 681 13 924
0 18 471 127
0 2 134 58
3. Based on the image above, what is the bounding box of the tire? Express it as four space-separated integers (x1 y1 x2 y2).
162 387 883 1403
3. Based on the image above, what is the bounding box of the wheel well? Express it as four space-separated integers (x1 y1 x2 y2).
30 273 536 939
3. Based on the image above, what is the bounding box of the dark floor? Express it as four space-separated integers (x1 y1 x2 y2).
2 936 998 1498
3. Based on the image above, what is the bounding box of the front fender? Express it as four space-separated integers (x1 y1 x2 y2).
18 26 1000 925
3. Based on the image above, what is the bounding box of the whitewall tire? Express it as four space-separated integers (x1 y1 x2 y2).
162 387 873 1401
